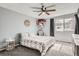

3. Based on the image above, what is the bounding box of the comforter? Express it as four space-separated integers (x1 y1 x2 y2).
21 36 55 56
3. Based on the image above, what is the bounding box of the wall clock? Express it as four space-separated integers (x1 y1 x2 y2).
24 20 30 27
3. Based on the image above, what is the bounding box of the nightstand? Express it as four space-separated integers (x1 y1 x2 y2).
6 39 15 51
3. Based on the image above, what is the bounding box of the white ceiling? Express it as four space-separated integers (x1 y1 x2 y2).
0 3 79 18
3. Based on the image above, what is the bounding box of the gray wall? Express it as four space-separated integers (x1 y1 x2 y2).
0 7 76 42
0 7 35 41
0 7 50 41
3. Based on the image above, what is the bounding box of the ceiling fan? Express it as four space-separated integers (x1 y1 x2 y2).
31 3 56 16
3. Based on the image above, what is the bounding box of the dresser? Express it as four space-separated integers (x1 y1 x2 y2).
72 34 79 56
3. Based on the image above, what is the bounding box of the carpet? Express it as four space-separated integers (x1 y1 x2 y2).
0 45 41 56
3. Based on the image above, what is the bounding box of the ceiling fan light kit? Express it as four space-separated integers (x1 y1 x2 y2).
31 3 56 16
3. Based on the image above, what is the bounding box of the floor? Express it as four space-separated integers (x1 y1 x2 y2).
55 31 74 42
0 41 74 56
45 41 74 56
0 45 41 56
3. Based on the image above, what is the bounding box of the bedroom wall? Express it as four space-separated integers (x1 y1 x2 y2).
0 7 35 41
54 14 76 42
0 7 50 41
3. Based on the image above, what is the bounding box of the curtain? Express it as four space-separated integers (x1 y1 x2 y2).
50 18 54 36
74 14 79 34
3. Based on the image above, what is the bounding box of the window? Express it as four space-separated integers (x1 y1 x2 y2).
55 18 74 31
55 20 64 31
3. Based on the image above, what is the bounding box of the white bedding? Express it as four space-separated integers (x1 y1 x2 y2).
21 36 55 56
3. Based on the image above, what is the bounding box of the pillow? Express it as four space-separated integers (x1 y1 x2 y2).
21 32 29 39
29 33 36 37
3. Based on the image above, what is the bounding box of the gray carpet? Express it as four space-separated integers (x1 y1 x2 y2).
0 45 41 56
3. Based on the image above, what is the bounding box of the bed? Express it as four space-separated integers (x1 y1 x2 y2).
21 34 55 56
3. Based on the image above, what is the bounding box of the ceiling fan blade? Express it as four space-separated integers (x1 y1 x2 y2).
38 12 43 16
33 10 42 12
46 9 56 12
31 7 41 9
45 12 50 15
46 4 56 8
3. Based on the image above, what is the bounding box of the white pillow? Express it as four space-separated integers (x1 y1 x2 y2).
29 33 36 37
21 32 29 39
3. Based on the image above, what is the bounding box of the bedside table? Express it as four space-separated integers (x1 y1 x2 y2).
6 39 15 51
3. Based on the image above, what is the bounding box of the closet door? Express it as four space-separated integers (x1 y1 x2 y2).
50 18 54 36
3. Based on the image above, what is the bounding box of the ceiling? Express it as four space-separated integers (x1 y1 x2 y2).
0 3 79 18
